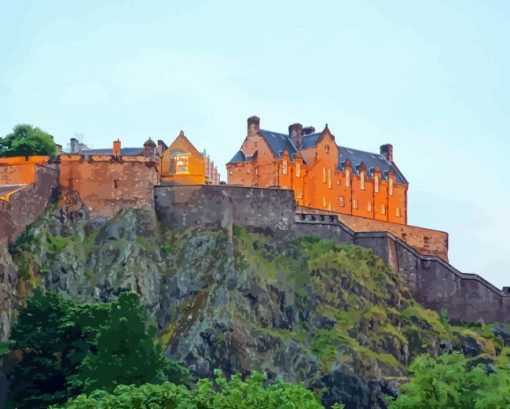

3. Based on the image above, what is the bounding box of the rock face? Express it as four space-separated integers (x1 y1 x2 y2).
2 204 504 409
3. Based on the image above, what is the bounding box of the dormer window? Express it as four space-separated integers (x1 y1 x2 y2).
360 171 365 190
345 168 351 187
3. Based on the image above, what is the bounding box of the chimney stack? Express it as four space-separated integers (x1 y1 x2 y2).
70 137 79 153
303 126 315 136
113 139 121 158
380 144 393 162
247 116 260 137
288 123 303 148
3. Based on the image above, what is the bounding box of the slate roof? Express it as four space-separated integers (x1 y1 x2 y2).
80 148 144 159
338 147 407 184
227 128 408 184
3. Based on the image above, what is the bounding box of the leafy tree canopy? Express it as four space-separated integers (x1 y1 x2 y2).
389 352 510 409
4 291 187 409
53 371 344 409
0 123 56 157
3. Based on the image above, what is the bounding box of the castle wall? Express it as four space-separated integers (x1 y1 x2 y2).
60 156 158 218
155 185 509 323
0 156 49 185
0 166 58 243
155 185 296 232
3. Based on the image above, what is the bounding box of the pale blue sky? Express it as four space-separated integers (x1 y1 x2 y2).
1 0 509 287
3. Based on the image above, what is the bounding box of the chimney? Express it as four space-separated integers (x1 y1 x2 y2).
113 139 121 158
288 123 303 148
303 126 315 136
247 116 260 137
380 144 393 162
70 137 79 153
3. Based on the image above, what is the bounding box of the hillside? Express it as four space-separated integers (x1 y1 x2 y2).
2 202 510 408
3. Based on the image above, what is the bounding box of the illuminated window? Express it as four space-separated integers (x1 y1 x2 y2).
345 168 351 187
282 160 288 175
381 204 386 215
296 162 301 177
327 169 332 189
173 153 190 174
339 196 345 207
389 178 394 196
396 207 401 217
323 167 326 183
360 171 365 190
375 175 379 193
255 167 258 175
367 202 372 212
353 199 358 209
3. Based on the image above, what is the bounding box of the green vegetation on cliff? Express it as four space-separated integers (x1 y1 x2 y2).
4 204 510 408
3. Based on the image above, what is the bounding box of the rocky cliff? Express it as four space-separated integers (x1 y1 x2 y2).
1 202 509 409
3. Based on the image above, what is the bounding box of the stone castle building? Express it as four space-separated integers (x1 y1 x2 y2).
228 116 407 224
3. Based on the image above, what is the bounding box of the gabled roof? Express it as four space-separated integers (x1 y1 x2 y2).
338 146 407 184
227 150 247 164
81 148 143 159
300 133 322 149
259 130 298 159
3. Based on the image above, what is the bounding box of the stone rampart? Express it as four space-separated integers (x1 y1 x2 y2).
0 166 59 243
155 185 509 323
155 185 295 233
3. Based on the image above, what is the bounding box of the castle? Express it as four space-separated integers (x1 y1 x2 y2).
0 118 508 324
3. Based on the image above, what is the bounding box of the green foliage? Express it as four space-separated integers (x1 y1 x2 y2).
54 370 344 409
389 352 510 409
70 292 180 393
6 291 188 409
47 234 71 253
6 290 109 409
0 123 56 157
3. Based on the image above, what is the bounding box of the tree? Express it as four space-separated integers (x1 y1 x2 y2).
5 291 187 409
53 371 344 409
0 124 56 157
388 352 510 409
71 292 187 393
5 291 109 409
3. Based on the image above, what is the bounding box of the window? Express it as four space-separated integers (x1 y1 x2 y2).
323 196 327 207
323 167 326 183
360 171 365 190
389 178 394 196
339 196 345 207
174 153 190 174
396 207 401 217
327 169 332 189
367 202 372 212
113 179 119 189
297 190 303 199
296 162 301 177
325 145 330 154
229 170 233 175
255 167 258 175
345 168 351 187
381 204 386 215
375 175 379 193
424 237 430 247
282 160 288 175
353 199 358 209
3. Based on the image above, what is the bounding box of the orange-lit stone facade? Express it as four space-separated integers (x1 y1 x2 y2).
227 117 408 225
0 156 49 186
160 131 219 185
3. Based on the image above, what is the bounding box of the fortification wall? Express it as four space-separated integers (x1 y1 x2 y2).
156 185 509 323
60 156 158 218
0 156 49 185
155 185 295 232
0 166 58 243
298 206 448 261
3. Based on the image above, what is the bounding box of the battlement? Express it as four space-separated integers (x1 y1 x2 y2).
155 184 510 323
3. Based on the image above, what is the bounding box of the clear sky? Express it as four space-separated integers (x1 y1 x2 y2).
1 0 509 287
